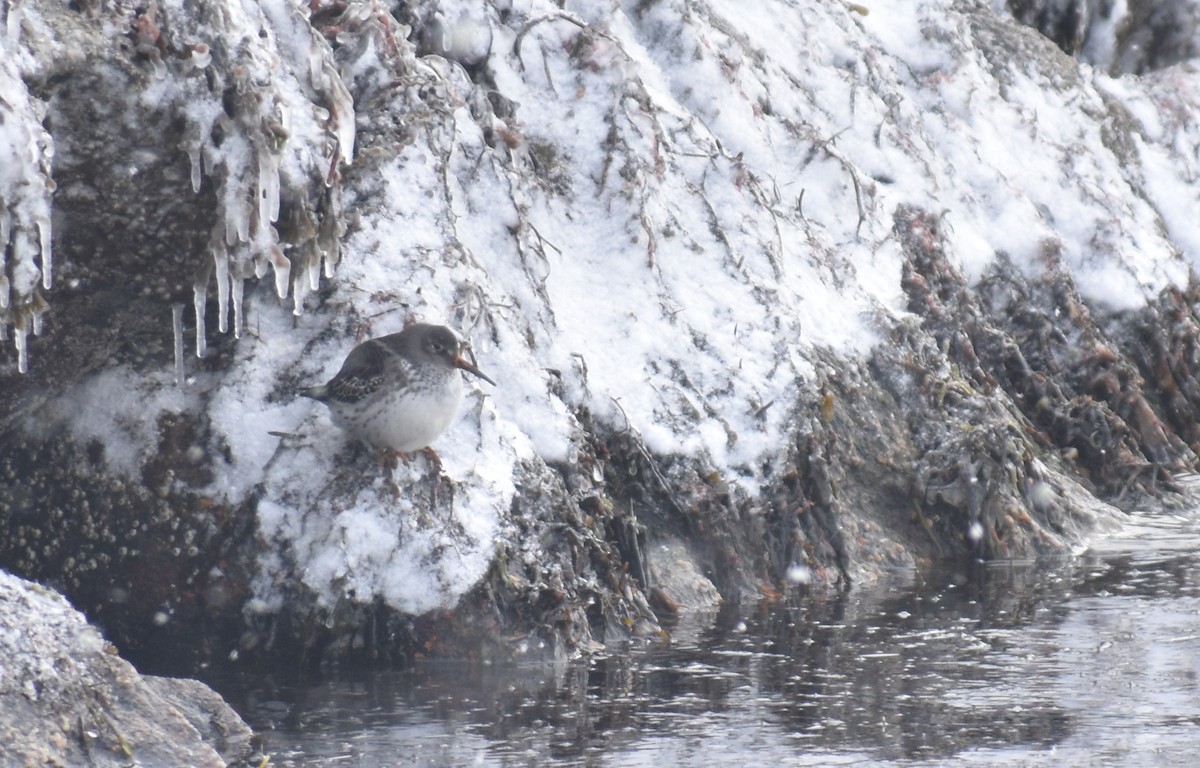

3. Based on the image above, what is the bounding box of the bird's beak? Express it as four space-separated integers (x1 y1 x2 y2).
454 353 496 386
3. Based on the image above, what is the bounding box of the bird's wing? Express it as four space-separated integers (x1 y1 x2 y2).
320 336 410 404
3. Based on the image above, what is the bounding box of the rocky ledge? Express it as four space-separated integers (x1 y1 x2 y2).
0 570 255 767
2 0 1200 672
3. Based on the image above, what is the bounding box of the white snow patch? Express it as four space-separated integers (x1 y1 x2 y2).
27 368 193 477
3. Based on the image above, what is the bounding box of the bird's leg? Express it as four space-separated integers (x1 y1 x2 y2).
420 447 445 505
380 449 410 499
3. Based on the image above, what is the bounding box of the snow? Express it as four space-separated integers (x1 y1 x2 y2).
27 367 195 478
0 569 107 696
7 1 1200 617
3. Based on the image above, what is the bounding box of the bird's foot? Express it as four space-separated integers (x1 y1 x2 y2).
382 449 426 470
379 450 411 499
419 446 443 474
419 447 446 504
378 448 445 501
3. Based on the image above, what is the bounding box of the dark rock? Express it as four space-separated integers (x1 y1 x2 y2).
1005 0 1200 73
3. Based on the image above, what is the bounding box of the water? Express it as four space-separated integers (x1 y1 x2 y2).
210 503 1200 767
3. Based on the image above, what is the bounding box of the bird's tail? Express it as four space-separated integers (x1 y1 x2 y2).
300 384 329 401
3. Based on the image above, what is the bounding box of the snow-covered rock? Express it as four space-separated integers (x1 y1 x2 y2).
2 0 1200 665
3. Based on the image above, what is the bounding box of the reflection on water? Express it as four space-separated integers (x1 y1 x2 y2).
210 505 1200 766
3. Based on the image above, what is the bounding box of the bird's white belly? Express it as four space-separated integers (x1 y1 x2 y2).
336 375 463 452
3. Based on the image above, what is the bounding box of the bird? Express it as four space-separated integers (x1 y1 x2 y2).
301 323 495 457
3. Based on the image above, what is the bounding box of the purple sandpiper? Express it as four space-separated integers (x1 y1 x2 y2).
302 323 494 454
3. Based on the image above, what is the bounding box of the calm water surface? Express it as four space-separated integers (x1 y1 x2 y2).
210 502 1200 767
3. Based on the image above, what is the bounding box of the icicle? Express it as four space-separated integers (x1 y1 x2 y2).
234 179 252 244
231 276 244 339
277 99 293 143
257 149 281 227
0 274 9 309
307 247 320 292
29 291 48 325
188 147 203 193
224 204 241 246
213 248 230 334
13 229 34 292
308 39 322 85
14 324 27 374
203 145 217 177
172 304 185 386
219 176 252 246
318 212 342 277
269 245 290 299
221 186 238 247
236 207 251 243
6 0 23 47
292 269 308 316
327 80 356 170
38 219 51 289
193 282 207 358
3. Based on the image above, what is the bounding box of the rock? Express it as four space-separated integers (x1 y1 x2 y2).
0 569 254 767
1 0 1199 670
1004 0 1200 73
645 537 723 613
